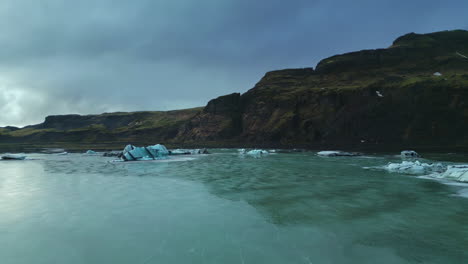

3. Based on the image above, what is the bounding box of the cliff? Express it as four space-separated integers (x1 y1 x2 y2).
175 30 468 150
1 30 468 151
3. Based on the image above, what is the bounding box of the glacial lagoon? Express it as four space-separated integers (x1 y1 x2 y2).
1 150 467 263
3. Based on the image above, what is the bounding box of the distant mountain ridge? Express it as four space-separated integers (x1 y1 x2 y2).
2 30 468 151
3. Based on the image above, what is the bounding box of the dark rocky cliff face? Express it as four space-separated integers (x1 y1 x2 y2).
175 30 468 150
1 30 468 151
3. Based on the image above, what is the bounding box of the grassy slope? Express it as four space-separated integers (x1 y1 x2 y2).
0 108 202 150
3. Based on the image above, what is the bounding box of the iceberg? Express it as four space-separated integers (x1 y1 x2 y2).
121 144 169 161
317 151 361 157
401 150 420 158
384 161 445 175
1 154 26 160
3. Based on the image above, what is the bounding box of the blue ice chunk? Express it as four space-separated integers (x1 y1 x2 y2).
122 144 169 161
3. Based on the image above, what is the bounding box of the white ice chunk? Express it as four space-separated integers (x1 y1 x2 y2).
376 91 384 97
433 72 442 76
384 161 445 175
317 151 360 157
437 165 468 182
169 149 209 155
401 150 420 158
246 149 269 156
1 153 26 160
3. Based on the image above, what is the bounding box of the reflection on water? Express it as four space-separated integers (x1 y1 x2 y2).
0 151 467 263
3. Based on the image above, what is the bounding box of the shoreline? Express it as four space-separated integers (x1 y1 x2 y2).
1 142 468 154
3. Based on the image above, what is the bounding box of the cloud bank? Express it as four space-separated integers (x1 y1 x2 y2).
0 0 466 126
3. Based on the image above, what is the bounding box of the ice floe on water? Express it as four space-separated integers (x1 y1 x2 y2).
432 165 468 182
169 148 209 155
121 144 169 161
383 160 446 175
1 153 27 160
247 149 269 156
400 150 420 158
373 157 468 183
238 149 270 157
317 151 361 157
367 155 468 198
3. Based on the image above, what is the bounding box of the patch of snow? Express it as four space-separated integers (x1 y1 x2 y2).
433 72 442 76
376 91 384 97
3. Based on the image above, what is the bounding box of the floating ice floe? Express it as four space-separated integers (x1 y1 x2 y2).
1 153 26 160
239 149 269 156
169 149 209 155
384 161 446 175
121 144 169 161
401 150 420 158
433 165 468 182
317 151 361 157
102 151 122 157
41 148 66 154
247 149 269 155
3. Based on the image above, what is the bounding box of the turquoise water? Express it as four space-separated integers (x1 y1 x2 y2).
0 150 467 264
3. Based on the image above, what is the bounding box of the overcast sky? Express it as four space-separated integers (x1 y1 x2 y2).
0 0 466 127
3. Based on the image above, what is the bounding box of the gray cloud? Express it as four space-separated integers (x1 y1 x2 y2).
0 0 466 126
